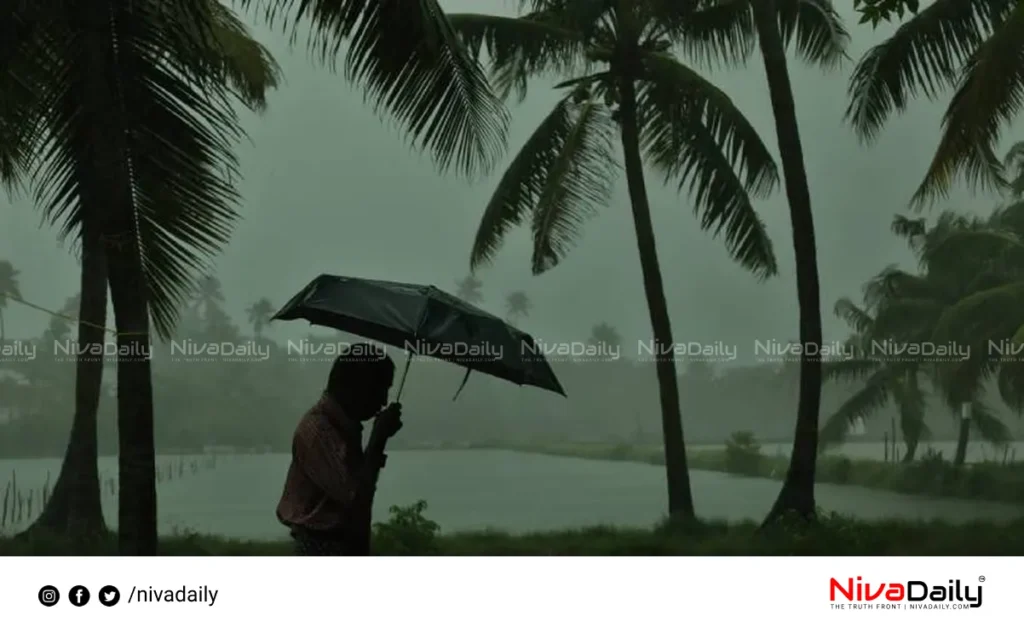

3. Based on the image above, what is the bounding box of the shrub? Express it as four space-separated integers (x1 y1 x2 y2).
372 500 441 555
724 431 762 476
606 442 634 460
824 456 853 484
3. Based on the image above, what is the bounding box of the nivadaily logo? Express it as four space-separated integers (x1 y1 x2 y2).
830 576 984 610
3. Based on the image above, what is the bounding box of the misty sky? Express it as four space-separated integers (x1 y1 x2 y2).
1 0 1020 358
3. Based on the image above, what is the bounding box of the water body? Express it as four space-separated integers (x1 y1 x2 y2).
732 440 1022 463
1 450 1020 539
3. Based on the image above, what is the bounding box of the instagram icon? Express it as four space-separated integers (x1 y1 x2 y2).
38 586 60 607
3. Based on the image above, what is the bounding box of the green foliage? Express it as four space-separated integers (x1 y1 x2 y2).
853 0 920 27
723 431 762 475
820 456 853 484
8 515 1024 555
371 500 441 555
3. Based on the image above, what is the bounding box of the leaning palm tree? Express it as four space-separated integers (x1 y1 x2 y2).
909 203 1024 460
662 0 848 522
870 212 1013 465
746 0 847 524
450 0 795 519
504 291 531 324
1 0 281 553
246 298 275 339
455 275 484 305
846 0 1023 206
821 298 931 462
0 261 20 342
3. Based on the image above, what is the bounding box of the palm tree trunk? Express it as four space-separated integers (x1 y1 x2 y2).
78 1 158 556
753 0 823 524
953 417 970 466
902 436 919 462
24 230 108 539
106 229 158 555
618 76 695 519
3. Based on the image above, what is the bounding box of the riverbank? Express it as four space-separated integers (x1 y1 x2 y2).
4 513 1024 555
473 442 1024 505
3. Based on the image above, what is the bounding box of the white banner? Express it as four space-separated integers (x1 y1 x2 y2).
0 557 1010 631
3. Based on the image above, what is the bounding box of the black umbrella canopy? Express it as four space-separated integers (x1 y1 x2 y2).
272 274 566 397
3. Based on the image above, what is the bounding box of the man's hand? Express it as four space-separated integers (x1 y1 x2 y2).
373 403 403 440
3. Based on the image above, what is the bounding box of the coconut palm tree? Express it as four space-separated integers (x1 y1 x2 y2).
0 261 20 343
46 294 82 341
455 275 484 305
192 275 226 320
505 291 531 324
821 297 931 462
863 212 1014 466
247 298 275 339
746 0 847 524
0 0 282 552
449 0 812 519
846 0 1023 206
658 0 848 522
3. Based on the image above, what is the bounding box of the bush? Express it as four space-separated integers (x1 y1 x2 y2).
824 456 853 484
723 431 762 476
372 500 441 555
606 442 634 461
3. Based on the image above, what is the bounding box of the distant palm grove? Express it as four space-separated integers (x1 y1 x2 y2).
2 0 1024 554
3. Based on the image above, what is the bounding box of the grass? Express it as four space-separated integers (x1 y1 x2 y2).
4 512 1024 555
479 441 1024 505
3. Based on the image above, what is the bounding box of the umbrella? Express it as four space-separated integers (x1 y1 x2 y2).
271 274 566 400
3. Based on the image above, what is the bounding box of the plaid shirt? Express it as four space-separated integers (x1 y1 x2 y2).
276 392 365 533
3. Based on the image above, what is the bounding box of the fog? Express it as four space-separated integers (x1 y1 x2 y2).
1 1 1023 539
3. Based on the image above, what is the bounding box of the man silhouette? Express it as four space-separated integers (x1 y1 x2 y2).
276 343 403 555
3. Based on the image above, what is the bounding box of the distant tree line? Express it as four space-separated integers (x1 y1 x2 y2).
2 273 1014 459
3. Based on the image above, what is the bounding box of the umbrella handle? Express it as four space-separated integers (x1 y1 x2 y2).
394 351 414 402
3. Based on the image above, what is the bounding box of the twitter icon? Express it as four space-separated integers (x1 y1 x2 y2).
98 586 120 607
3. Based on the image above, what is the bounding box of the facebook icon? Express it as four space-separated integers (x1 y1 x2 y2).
69 586 90 607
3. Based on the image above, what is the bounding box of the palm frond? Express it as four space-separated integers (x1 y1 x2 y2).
0 1 58 195
240 0 509 177
834 297 875 334
919 225 1023 273
201 0 283 111
996 360 1024 412
470 97 617 274
969 398 1011 445
891 213 926 251
27 0 252 339
820 370 892 449
654 0 757 68
448 12 587 102
775 0 849 69
933 281 1024 344
1005 139 1024 198
845 0 1016 141
637 51 779 278
910 4 1024 207
870 297 944 341
862 266 937 309
822 356 882 383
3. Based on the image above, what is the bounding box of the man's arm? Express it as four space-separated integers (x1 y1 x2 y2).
294 414 390 507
